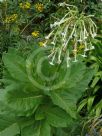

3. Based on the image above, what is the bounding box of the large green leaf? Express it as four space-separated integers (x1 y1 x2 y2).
50 62 94 118
0 86 43 117
5 85 43 116
0 123 19 136
21 120 51 136
2 49 41 95
0 114 20 136
55 128 69 136
46 106 73 127
1 48 94 135
50 91 76 118
35 105 74 128
2 48 28 82
2 49 44 116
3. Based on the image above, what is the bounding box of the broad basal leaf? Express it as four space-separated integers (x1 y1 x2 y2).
3 48 28 82
55 128 69 136
35 105 74 128
21 120 51 136
50 91 76 118
50 62 94 118
5 86 43 116
46 106 74 127
0 114 20 136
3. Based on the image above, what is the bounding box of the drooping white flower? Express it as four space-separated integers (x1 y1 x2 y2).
44 2 97 67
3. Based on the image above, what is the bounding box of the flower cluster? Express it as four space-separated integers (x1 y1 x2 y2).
4 14 18 23
44 3 97 67
31 31 39 38
19 2 31 9
39 41 46 47
35 3 44 12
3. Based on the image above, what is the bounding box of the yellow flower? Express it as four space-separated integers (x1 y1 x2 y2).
31 31 39 37
35 3 44 12
5 14 18 23
19 3 23 8
19 2 31 9
5 17 10 23
39 41 46 47
77 44 85 53
25 2 31 9
79 44 85 50
11 14 18 21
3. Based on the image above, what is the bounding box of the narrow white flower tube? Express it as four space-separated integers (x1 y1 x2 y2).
44 3 97 67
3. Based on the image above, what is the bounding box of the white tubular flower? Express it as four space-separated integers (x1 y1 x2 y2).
78 28 83 42
49 61 54 65
48 50 55 58
73 42 78 62
66 50 71 67
51 34 57 45
93 33 97 37
61 32 65 37
49 50 57 65
53 21 58 27
84 41 89 51
66 58 70 67
83 22 88 40
64 24 76 48
44 3 97 67
45 30 54 40
89 43 95 50
51 41 55 45
90 46 95 50
81 52 87 58
59 2 66 7
73 54 78 62
57 48 62 64
0 0 4 2
87 15 94 17
43 41 48 47
58 13 69 24
50 24 53 29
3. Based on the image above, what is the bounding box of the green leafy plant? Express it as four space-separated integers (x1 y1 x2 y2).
81 115 102 136
0 0 101 136
0 47 94 136
77 38 102 117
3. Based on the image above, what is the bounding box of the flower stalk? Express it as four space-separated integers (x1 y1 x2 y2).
44 2 97 67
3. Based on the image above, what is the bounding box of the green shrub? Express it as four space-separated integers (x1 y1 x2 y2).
0 47 94 136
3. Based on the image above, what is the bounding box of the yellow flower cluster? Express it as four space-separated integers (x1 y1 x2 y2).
19 2 31 9
39 41 46 47
78 44 85 50
77 44 85 53
5 14 18 23
31 31 39 37
35 3 44 12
